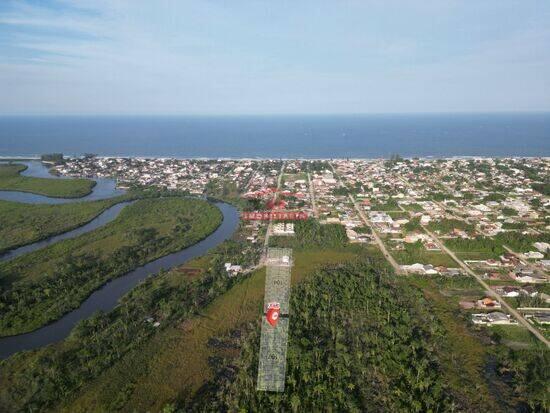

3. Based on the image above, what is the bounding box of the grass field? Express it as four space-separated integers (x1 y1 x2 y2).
491 325 542 349
428 274 481 290
0 163 95 198
406 276 507 409
281 172 308 184
387 210 408 219
401 203 424 212
407 275 550 410
393 249 457 267
0 198 222 336
456 251 500 261
0 197 128 254
59 248 360 412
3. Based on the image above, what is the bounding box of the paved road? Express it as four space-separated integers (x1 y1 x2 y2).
328 162 402 274
307 172 319 218
263 162 286 253
348 194 403 274
423 226 550 348
327 166 548 346
395 192 550 348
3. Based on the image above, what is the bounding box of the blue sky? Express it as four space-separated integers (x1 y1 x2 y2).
0 0 549 115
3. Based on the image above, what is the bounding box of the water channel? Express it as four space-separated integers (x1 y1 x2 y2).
0 161 239 359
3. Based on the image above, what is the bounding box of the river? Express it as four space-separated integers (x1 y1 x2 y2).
0 161 239 359
0 161 132 261
0 160 126 203
0 201 134 262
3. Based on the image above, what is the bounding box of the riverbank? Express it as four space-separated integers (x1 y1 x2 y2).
0 163 96 198
0 196 131 255
0 198 223 337
0 240 354 412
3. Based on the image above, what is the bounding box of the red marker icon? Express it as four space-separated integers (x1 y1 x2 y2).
266 302 280 327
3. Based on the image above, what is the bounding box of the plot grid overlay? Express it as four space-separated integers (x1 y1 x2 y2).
256 248 293 392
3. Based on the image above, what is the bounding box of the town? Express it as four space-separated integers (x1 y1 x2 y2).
55 156 550 343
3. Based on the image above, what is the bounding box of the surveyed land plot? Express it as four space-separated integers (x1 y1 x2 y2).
257 248 292 392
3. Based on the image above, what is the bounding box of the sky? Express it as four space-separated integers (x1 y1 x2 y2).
0 0 549 115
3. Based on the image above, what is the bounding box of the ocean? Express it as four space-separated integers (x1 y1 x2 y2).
0 113 549 158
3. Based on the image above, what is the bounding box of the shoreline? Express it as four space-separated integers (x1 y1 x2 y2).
2 155 549 161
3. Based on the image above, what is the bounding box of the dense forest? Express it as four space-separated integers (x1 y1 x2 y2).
183 260 550 413
187 259 503 412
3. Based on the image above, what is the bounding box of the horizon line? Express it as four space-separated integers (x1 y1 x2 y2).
1 110 550 118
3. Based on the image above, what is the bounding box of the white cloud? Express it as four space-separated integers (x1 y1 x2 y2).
0 0 549 114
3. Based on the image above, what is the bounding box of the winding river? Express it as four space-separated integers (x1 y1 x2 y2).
0 161 239 359
0 161 131 261
0 160 126 204
0 201 134 262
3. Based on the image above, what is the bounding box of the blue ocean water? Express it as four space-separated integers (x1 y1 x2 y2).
0 113 548 158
